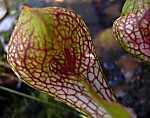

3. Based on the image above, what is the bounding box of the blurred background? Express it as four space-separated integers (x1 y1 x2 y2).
0 0 150 118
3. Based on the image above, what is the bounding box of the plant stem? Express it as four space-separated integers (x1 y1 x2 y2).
0 85 62 109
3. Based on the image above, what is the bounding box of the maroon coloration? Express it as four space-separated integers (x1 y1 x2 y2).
113 6 150 64
7 7 118 117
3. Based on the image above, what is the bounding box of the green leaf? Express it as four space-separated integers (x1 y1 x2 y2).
121 0 150 16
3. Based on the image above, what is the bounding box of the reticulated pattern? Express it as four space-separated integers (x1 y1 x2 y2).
7 7 117 118
113 2 150 64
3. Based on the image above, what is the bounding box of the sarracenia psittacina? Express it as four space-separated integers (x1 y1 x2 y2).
7 6 132 118
113 0 150 65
